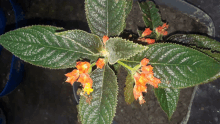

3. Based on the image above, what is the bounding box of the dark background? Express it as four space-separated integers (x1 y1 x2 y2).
0 0 219 124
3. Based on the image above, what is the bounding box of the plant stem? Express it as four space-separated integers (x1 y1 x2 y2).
117 60 135 71
88 62 96 74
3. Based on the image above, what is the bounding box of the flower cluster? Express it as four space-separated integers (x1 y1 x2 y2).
65 61 93 95
96 58 105 69
133 58 161 104
140 23 169 44
155 23 169 36
101 35 110 57
141 28 155 44
102 35 109 45
65 58 105 95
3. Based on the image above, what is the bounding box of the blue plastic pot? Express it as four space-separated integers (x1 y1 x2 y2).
0 0 26 97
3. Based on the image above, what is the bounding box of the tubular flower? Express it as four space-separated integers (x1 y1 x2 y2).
83 83 93 95
133 85 144 100
103 35 109 45
141 65 153 73
76 61 90 74
142 28 152 37
65 69 80 85
77 73 93 87
96 58 105 69
133 58 161 104
141 58 149 66
138 95 146 104
65 61 94 95
155 23 169 36
145 38 155 44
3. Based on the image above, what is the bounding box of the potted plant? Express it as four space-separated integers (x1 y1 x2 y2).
0 0 219 124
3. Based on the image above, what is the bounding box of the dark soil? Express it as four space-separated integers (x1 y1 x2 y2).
0 0 211 124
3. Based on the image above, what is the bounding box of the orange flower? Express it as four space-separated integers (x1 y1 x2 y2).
96 58 105 69
103 35 109 45
133 72 141 81
156 23 168 36
133 85 147 104
145 38 155 44
141 65 153 73
77 73 93 87
133 58 162 104
76 61 90 74
65 69 80 85
136 73 148 86
138 95 146 104
83 83 93 95
142 28 152 37
147 77 161 88
133 85 143 100
162 23 169 29
141 58 149 66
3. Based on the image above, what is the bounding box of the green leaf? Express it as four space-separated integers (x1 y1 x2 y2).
78 65 118 124
167 34 220 52
121 43 220 88
55 30 103 53
0 25 100 69
125 0 133 18
154 87 180 119
196 48 220 62
167 34 220 62
113 63 121 74
124 72 135 104
138 1 163 29
85 0 126 37
106 37 147 64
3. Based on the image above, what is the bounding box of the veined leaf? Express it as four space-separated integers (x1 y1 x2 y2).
85 0 126 37
106 37 147 64
138 1 163 29
55 30 103 53
124 72 135 104
121 43 220 88
167 34 220 62
167 34 220 52
0 25 100 69
196 48 220 62
78 65 118 124
154 87 180 119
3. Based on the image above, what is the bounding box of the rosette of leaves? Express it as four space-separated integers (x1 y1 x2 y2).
0 0 219 123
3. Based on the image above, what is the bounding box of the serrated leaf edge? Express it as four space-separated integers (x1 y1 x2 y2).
55 30 102 55
107 37 148 64
79 65 118 124
85 0 127 37
154 88 180 120
121 43 220 89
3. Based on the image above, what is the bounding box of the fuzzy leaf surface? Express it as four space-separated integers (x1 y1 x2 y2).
154 88 180 119
121 43 220 88
167 34 220 52
167 34 220 62
55 30 103 53
124 72 135 104
85 0 126 37
106 37 147 64
197 48 220 62
0 25 100 69
139 1 163 29
78 65 118 124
